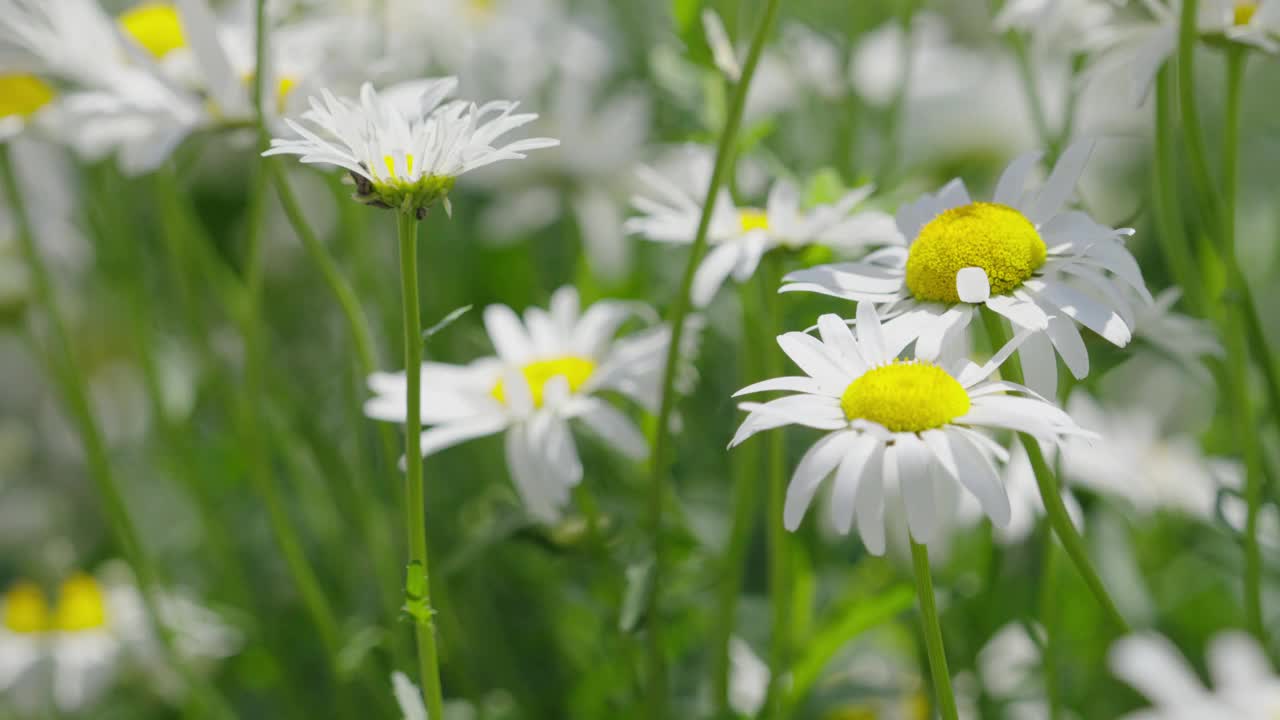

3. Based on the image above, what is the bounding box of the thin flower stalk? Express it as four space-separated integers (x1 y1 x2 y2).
910 540 959 720
643 0 783 712
979 308 1130 632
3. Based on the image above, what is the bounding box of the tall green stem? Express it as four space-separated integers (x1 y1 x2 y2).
979 309 1130 632
909 540 958 720
1151 67 1203 312
0 147 234 719
711 280 767 714
760 253 790 720
397 213 446 718
642 1 782 714
1221 49 1268 645
1039 529 1061 720
1177 0 1222 231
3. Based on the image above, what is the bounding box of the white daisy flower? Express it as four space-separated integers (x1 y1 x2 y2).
264 78 559 216
626 150 897 308
728 636 769 718
1085 0 1279 105
1059 392 1230 520
0 567 236 713
956 437 1083 545
365 287 678 522
729 303 1090 554
1111 631 1280 719
1134 287 1222 372
995 0 1120 56
782 141 1151 398
0 74 55 141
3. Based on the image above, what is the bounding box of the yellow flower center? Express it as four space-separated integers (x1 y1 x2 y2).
467 0 496 19
0 74 55 119
52 573 108 632
738 208 770 233
1234 1 1258 24
905 202 1047 304
492 356 596 408
840 361 971 432
119 3 187 59
2 581 49 634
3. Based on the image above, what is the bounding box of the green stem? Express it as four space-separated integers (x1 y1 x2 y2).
979 309 1130 632
909 540 958 720
1176 0 1222 231
710 282 767 714
760 253 790 720
398 213 447 719
642 1 782 714
1039 528 1061 720
0 146 234 720
1151 66 1202 312
268 163 408 666
1221 49 1269 646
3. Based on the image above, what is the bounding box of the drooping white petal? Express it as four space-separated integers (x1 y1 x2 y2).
896 433 938 543
829 434 881 534
691 242 743 308
854 445 887 554
417 415 509 457
1018 330 1059 400
784 431 856 531
947 427 1012 528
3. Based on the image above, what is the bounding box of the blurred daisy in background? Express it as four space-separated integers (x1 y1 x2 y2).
0 562 237 714
1110 631 1280 719
264 78 559 216
1084 0 1279 105
365 287 688 522
955 436 1083 545
996 0 1119 58
627 149 896 307
783 141 1151 398
729 303 1089 554
1059 392 1233 520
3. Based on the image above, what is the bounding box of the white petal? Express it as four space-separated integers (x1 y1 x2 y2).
1109 634 1206 706
1030 279 1132 346
829 435 881 534
417 415 508 457
985 293 1050 330
816 313 866 375
957 267 991 303
776 332 852 389
733 376 827 397
896 433 938 543
947 428 1012 528
784 431 855 530
1045 314 1089 379
993 150 1045 208
1207 632 1273 694
691 242 742 307
1028 139 1094 226
484 304 534 363
1018 330 1059 399
571 398 648 460
854 301 888 366
730 396 846 447
854 446 888 554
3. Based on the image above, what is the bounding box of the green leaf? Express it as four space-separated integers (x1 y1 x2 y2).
671 0 701 34
619 561 654 633
785 584 916 704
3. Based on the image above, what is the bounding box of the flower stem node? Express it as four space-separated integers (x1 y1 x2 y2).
402 562 435 626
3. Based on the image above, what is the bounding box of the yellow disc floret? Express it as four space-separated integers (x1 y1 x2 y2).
738 208 770 233
840 360 970 432
1234 2 1258 25
3 580 49 634
52 573 108 632
905 202 1047 304
492 356 596 408
119 3 187 59
0 74 55 119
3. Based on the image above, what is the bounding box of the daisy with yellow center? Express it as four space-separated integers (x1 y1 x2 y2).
365 287 683 522
626 147 897 307
265 79 558 217
730 303 1088 553
783 141 1152 398
118 2 186 59
1110 631 1280 719
0 73 55 140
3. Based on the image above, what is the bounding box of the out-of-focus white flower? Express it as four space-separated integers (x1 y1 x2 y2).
265 78 558 216
730 303 1089 554
0 74 55 141
0 565 237 714
365 287 679 522
728 636 768 717
627 146 895 307
978 623 1053 720
1134 287 1222 372
783 141 1152 399
1111 631 1280 719
956 437 1083 544
1061 392 1228 519
996 0 1120 56
1085 0 1279 106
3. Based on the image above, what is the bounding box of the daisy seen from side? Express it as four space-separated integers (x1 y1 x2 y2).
263 77 559 216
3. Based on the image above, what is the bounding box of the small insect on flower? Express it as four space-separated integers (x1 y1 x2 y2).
365 287 681 522
263 78 559 217
730 303 1091 554
782 141 1152 398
